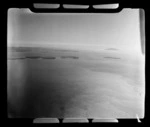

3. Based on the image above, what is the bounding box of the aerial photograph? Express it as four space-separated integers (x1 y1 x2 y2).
7 8 145 119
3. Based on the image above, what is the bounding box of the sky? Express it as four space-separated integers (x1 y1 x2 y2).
8 8 141 53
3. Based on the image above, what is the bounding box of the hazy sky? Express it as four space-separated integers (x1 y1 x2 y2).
8 8 141 52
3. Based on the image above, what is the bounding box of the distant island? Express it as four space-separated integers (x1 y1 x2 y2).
105 48 119 51
104 56 120 59
60 56 79 59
